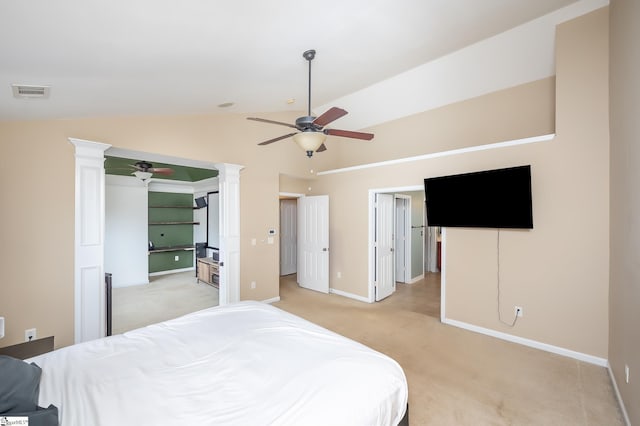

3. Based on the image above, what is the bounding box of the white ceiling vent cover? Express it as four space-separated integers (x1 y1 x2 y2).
12 84 50 99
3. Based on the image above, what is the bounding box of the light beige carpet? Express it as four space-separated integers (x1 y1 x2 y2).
274 273 624 426
112 271 219 334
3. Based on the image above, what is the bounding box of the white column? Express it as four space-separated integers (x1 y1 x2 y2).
70 138 111 343
216 163 243 305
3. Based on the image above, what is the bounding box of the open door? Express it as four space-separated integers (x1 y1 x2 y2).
375 193 395 301
297 195 329 293
395 196 411 283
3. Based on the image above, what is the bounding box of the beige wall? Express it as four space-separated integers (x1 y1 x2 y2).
279 174 313 195
0 6 615 374
0 111 337 348
331 77 556 169
609 0 639 422
314 8 610 358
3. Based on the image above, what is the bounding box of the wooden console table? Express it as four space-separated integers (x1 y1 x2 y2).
197 257 219 288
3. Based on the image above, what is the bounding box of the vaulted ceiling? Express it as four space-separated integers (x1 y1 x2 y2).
1 0 602 128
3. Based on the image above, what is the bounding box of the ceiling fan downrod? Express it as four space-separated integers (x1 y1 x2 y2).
302 49 316 117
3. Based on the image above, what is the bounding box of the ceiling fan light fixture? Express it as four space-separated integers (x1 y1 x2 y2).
250 49 373 157
133 171 153 181
293 131 326 157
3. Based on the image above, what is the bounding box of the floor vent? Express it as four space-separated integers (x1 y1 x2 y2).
11 84 50 99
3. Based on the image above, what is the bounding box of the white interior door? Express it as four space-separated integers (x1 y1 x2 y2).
280 199 297 276
297 195 329 293
376 193 395 301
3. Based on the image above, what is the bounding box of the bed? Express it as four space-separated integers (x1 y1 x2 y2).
27 301 408 425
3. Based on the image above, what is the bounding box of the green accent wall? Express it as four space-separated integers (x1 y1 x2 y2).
149 251 194 273
148 192 195 273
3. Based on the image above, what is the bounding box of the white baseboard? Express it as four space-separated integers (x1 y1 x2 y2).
443 318 608 367
408 274 424 284
149 267 195 277
330 288 371 303
262 296 281 304
607 362 632 426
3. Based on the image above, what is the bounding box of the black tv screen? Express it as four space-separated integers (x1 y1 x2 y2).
195 196 207 208
424 165 533 229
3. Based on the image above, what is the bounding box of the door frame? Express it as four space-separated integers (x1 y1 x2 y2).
71 138 243 343
368 185 446 316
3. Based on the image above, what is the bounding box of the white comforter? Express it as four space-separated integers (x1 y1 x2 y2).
29 301 408 426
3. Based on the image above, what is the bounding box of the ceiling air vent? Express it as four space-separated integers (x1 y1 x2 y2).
11 84 50 99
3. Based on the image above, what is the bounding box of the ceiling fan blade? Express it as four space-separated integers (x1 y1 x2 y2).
325 128 374 140
316 143 327 153
313 107 348 127
258 133 298 145
150 168 174 175
247 117 297 129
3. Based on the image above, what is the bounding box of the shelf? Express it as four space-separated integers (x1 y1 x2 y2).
149 205 197 209
149 245 195 254
149 221 200 225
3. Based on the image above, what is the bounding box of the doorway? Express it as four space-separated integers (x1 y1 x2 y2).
104 164 220 333
369 185 443 317
71 138 242 343
278 192 330 295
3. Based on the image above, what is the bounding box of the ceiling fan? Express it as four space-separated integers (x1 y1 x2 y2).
129 161 173 181
247 49 374 157
103 160 174 181
131 161 173 176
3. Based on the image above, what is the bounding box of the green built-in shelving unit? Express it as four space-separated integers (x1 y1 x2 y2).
148 192 198 274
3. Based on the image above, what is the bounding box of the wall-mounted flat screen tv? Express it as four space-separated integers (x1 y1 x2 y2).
195 196 207 209
424 165 533 229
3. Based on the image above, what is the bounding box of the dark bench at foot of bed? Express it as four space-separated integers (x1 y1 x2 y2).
398 403 409 426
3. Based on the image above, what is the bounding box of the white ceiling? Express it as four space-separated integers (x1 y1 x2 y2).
0 0 602 126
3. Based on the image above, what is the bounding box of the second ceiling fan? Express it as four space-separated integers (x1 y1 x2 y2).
248 49 374 157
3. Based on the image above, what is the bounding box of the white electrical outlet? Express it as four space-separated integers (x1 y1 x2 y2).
251 281 256 289
515 306 523 317
0 317 5 339
625 364 630 384
174 255 179 261
25 328 36 342
337 271 342 279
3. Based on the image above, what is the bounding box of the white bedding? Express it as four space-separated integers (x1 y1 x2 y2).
28 301 408 426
